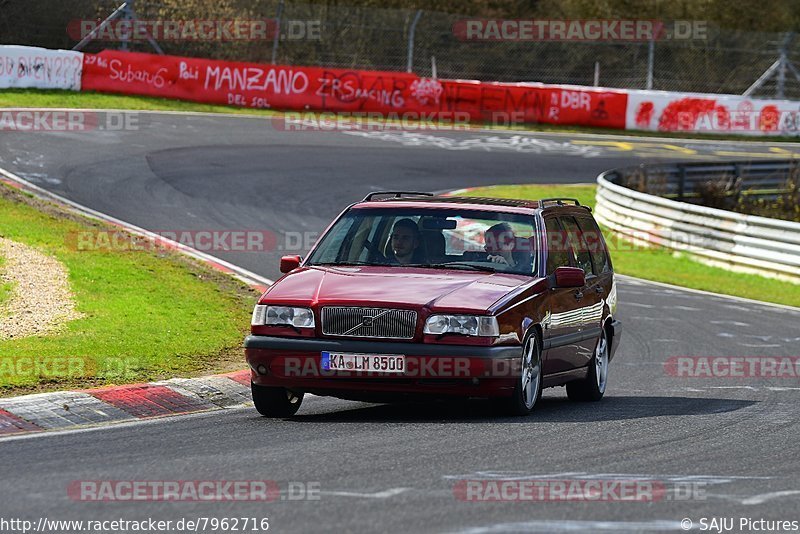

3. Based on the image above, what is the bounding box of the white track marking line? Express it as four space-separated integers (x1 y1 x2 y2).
740 490 800 505
624 302 656 308
321 488 410 499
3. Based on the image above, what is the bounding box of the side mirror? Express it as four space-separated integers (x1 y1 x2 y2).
553 266 585 288
280 255 302 273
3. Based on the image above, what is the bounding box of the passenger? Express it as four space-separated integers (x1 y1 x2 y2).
389 218 426 264
484 222 518 267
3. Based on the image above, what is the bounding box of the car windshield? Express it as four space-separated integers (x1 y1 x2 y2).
306 207 538 275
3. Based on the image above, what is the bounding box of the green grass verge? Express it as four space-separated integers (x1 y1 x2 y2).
459 184 800 308
0 185 259 396
3 89 800 143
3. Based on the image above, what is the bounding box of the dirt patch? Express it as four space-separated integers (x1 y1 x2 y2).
0 237 84 339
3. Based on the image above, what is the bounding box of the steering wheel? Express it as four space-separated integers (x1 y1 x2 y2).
362 239 389 264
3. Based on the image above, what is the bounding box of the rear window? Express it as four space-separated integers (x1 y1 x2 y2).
576 215 611 274
559 216 593 276
544 217 575 274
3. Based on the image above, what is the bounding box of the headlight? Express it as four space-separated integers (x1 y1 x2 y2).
251 305 315 328
424 315 499 337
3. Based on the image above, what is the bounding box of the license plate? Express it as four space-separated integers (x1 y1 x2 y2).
321 352 405 373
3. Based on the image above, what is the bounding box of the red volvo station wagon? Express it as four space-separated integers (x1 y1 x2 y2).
245 192 621 416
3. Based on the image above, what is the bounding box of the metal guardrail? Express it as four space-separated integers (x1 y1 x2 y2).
595 160 800 283
601 160 800 202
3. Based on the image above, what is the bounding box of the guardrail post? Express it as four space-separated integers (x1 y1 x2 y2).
733 163 743 205
677 166 686 201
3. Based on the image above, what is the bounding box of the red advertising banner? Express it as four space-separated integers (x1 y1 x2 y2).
436 80 626 127
81 50 627 128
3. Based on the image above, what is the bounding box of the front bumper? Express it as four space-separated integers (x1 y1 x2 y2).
244 335 522 398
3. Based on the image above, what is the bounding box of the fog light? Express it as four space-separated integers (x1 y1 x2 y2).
256 364 268 375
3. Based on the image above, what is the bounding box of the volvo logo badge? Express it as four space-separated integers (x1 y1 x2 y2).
362 316 374 327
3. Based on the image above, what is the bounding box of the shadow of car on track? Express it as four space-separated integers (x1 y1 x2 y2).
278 395 755 424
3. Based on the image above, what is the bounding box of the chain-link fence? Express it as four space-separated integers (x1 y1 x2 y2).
3 0 800 99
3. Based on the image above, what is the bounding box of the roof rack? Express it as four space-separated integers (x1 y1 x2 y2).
539 197 582 207
362 191 434 202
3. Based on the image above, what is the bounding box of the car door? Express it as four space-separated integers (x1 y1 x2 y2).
560 216 602 367
541 216 583 375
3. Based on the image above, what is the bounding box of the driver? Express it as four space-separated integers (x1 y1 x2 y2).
389 219 425 264
484 222 517 267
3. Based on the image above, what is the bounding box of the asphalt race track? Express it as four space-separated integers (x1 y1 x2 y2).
2 112 800 532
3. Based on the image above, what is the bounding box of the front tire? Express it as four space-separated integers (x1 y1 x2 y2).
251 383 303 417
566 329 609 402
498 333 542 416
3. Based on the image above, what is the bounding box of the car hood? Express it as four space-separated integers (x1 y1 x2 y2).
261 265 537 312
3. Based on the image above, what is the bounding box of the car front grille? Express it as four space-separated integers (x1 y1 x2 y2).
321 307 417 340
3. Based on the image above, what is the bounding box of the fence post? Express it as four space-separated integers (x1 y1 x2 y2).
593 61 600 86
406 10 423 73
271 0 284 65
120 0 134 52
777 35 788 99
646 38 655 89
678 165 687 201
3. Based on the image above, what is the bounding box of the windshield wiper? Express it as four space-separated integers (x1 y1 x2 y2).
406 262 497 273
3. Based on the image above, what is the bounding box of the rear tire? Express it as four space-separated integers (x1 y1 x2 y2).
251 383 303 417
566 330 609 402
498 333 542 416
